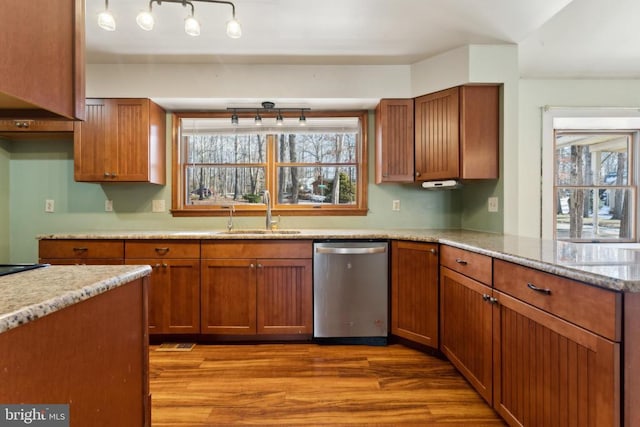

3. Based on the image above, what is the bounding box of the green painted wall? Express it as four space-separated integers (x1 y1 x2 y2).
0 139 10 263
7 112 463 262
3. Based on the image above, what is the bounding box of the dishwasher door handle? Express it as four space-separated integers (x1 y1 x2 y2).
315 246 387 255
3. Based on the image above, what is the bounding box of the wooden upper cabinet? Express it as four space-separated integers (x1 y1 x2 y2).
375 99 415 183
0 0 85 120
415 85 499 181
74 98 166 184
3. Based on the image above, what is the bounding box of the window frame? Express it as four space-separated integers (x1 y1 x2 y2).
553 129 636 242
170 110 368 217
541 108 640 241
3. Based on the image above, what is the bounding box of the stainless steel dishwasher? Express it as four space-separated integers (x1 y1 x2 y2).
313 240 389 345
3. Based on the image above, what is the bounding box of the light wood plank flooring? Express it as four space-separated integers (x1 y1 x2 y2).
150 343 505 426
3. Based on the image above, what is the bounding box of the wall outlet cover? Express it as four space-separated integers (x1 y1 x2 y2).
45 199 54 213
392 200 400 211
105 200 113 212
152 199 166 213
488 196 499 213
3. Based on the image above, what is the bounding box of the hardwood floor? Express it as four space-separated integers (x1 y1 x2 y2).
149 343 506 426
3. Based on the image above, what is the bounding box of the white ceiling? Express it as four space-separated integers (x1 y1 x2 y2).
85 0 640 108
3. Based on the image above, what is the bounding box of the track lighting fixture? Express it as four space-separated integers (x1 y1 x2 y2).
99 0 241 38
97 0 116 31
227 102 311 127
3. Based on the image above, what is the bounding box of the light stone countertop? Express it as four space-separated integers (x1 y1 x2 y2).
0 265 152 334
37 228 640 292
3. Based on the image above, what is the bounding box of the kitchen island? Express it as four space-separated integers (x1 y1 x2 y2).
0 265 152 427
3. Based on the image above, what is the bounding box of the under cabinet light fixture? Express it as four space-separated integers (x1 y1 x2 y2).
97 0 116 31
100 0 241 38
227 102 311 126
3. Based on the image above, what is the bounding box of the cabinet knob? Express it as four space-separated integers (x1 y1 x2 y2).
415 171 421 177
257 263 263 268
249 263 255 268
429 248 437 255
104 172 111 178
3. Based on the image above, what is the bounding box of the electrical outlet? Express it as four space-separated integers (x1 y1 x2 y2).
488 196 499 213
45 199 54 213
152 199 165 213
105 200 113 212
392 200 400 211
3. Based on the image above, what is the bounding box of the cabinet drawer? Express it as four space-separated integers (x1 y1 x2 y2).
39 239 124 259
494 259 621 341
0 119 74 132
202 240 313 259
125 240 200 259
440 245 492 284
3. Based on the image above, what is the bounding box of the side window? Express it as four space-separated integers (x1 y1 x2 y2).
554 131 636 241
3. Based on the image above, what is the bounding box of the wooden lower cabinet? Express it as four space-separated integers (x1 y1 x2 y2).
201 259 257 334
440 266 494 404
125 240 200 335
128 259 200 334
201 240 313 338
494 291 619 427
391 241 439 348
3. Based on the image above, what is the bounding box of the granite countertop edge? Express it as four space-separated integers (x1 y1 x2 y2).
36 229 640 293
0 265 152 334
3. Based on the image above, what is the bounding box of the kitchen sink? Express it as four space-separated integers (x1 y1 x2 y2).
220 229 301 235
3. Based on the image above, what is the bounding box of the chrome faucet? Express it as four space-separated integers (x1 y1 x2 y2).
263 190 272 230
225 205 235 231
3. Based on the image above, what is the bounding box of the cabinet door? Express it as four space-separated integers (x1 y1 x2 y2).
130 259 200 334
0 0 85 119
414 87 459 181
440 266 493 404
201 259 257 335
391 241 439 348
112 99 151 182
493 291 620 427
375 99 415 183
74 99 111 181
256 259 312 335
459 85 499 179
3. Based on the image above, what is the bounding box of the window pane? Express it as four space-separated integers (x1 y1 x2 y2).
276 166 357 205
556 188 634 240
276 133 358 163
186 133 266 164
186 166 265 205
555 133 629 186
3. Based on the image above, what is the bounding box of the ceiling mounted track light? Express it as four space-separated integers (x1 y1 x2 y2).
227 102 311 126
99 0 241 38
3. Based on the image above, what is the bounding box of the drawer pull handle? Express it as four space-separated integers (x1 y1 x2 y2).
527 282 552 295
73 247 88 252
455 258 468 265
155 247 170 255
